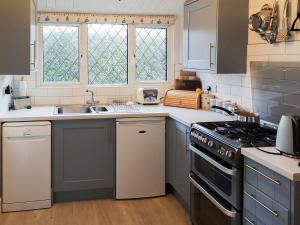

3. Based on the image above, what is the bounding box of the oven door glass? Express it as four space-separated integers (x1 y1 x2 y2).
190 173 240 225
190 144 241 209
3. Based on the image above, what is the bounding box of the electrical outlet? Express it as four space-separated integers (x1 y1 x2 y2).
204 84 217 93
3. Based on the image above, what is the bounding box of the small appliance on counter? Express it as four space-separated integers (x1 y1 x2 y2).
13 96 32 110
137 87 160 105
163 90 201 109
276 115 300 158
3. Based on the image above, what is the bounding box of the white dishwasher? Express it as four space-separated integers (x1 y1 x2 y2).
2 121 52 212
116 117 165 199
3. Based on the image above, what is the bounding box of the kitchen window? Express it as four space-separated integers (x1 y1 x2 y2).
136 28 167 82
88 24 128 85
42 25 80 83
39 24 172 86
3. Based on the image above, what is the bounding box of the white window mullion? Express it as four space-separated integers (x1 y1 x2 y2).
80 24 88 86
127 24 136 87
167 25 174 84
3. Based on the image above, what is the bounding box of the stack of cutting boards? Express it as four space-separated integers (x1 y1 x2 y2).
175 70 202 91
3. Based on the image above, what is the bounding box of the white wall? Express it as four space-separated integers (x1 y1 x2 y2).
37 0 185 15
0 76 13 115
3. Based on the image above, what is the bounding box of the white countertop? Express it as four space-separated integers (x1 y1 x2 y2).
0 105 232 127
5 105 299 181
242 147 300 181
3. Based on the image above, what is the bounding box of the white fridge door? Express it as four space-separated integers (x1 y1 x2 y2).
3 135 51 204
116 118 165 199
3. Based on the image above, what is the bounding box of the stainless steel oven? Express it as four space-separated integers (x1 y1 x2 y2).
190 144 242 209
189 173 241 225
189 142 242 225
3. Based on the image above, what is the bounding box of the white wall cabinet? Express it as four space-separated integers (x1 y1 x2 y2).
183 0 248 73
0 0 37 75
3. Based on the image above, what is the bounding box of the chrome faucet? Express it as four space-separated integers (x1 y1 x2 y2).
86 89 96 107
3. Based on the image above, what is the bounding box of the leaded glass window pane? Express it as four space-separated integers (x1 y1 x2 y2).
136 28 167 81
43 26 80 83
88 24 128 85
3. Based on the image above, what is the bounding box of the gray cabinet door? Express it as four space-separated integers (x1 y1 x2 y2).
53 119 115 192
0 0 36 75
174 121 190 208
166 118 190 208
166 118 176 185
183 0 217 70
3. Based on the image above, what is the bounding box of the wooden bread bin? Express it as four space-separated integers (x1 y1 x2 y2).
163 90 201 109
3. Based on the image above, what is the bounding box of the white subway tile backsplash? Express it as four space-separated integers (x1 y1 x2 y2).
73 87 97 96
221 75 242 86
35 97 60 105
48 88 73 97
254 43 285 55
285 41 300 55
28 88 48 97
60 96 85 105
0 75 13 115
217 84 231 95
96 87 120 96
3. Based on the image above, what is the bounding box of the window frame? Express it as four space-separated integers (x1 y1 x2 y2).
134 25 168 83
37 23 174 88
87 23 129 86
38 23 83 87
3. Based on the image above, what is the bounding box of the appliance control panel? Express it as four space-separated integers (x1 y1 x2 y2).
190 129 240 167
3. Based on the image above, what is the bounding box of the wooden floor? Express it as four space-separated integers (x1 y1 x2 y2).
0 194 191 225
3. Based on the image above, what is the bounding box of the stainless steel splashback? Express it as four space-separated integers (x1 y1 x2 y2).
250 62 300 124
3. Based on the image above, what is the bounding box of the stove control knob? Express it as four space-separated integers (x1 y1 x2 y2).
226 151 233 159
208 140 214 148
202 137 208 144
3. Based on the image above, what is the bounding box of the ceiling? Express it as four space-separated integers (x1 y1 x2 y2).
37 0 185 15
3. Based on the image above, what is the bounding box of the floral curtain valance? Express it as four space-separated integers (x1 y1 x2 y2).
37 12 177 26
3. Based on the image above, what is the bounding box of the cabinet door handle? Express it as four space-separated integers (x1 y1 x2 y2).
209 43 215 67
246 164 281 185
244 217 255 225
244 191 279 217
190 145 237 175
31 41 36 68
190 174 238 218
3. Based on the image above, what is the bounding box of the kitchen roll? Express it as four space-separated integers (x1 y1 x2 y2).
19 81 28 97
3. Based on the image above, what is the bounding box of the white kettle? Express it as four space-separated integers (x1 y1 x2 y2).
276 115 300 157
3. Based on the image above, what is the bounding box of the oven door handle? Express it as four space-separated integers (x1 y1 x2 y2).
189 145 237 176
189 174 238 218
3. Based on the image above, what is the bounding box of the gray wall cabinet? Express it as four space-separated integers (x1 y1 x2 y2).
166 118 190 210
243 157 300 225
0 0 37 75
53 120 115 201
183 0 248 73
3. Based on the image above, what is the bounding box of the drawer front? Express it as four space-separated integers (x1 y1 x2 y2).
244 209 257 225
244 183 290 225
244 158 291 209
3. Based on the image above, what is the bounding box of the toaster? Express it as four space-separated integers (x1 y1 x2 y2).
137 88 160 105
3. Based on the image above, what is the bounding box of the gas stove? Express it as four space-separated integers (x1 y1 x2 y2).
190 121 277 168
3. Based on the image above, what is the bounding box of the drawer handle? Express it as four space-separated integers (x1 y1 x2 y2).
246 164 281 185
244 192 279 217
245 217 255 225
190 174 238 218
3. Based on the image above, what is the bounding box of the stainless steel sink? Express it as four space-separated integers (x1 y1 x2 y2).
91 106 108 112
56 106 108 114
